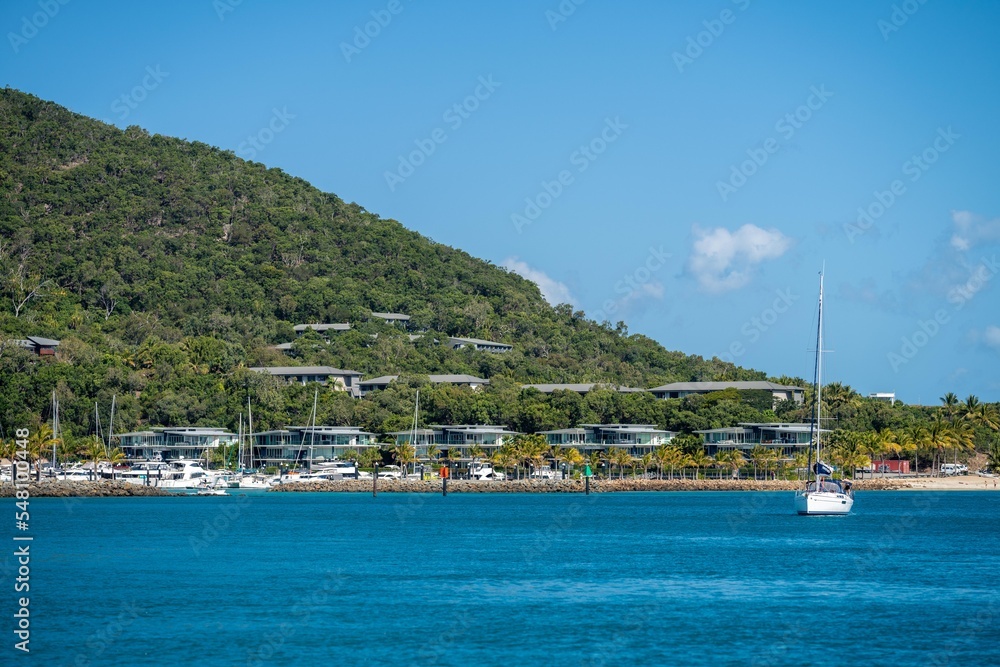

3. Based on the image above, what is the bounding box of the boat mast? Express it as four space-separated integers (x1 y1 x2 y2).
51 391 58 471
411 389 420 477
812 272 824 483
247 396 254 470
309 388 318 473
237 413 243 471
108 394 116 458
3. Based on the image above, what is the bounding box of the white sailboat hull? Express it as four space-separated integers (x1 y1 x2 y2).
795 490 853 515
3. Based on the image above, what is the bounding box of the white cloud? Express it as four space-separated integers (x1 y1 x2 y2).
983 325 1000 350
949 210 1000 251
688 224 792 292
502 257 574 306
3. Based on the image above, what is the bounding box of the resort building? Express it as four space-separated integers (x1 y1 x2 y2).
521 383 646 394
11 336 60 356
250 426 378 466
359 374 489 397
370 312 412 328
448 336 513 353
868 392 896 405
249 366 363 397
293 323 352 336
537 424 676 456
696 422 822 459
117 427 238 462
649 381 805 406
390 424 519 458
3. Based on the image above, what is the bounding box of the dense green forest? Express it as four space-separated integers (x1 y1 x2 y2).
0 88 997 472
0 87 762 437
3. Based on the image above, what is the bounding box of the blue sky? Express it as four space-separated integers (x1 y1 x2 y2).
3 0 1000 403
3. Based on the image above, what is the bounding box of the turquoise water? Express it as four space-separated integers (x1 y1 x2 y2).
12 491 1000 666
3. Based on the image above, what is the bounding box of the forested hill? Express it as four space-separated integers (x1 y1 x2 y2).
0 87 768 434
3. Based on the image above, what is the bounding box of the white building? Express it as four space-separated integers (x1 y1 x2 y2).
117 427 238 462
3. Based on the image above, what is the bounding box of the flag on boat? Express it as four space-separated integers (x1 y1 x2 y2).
813 461 833 476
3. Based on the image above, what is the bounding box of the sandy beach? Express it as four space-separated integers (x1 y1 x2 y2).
900 475 1000 491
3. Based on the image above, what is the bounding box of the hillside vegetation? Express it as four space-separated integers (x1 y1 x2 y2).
0 87 766 436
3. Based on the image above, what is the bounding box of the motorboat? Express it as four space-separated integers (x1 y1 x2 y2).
470 462 506 481
148 459 213 490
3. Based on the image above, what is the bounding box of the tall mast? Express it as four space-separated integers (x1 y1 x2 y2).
812 272 824 480
411 389 420 476
237 413 243 471
108 394 116 457
309 388 318 473
247 396 254 470
52 391 58 471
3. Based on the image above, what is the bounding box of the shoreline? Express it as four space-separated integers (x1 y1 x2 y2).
1 476 994 497
270 477 917 493
0 480 171 497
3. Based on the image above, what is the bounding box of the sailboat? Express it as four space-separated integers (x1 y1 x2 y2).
794 272 854 516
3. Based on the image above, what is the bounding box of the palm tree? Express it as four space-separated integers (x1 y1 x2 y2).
652 444 671 479
823 382 862 424
748 445 772 480
586 451 603 478
987 438 1000 474
468 444 485 473
84 436 105 481
564 448 585 477
358 446 382 470
924 418 954 475
106 447 126 480
490 444 517 479
687 449 713 480
969 404 1000 432
639 452 654 478
28 423 58 480
940 392 960 423
661 445 685 479
871 429 902 476
715 449 745 479
792 450 810 480
424 444 440 464
391 443 417 475
949 421 975 466
549 445 567 476
445 446 463 466
908 425 929 475
609 447 632 479
963 394 981 417
512 435 549 479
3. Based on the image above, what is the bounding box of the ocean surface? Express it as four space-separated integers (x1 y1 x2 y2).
12 490 1000 666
